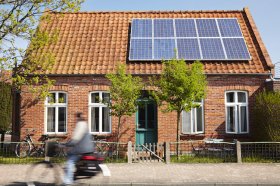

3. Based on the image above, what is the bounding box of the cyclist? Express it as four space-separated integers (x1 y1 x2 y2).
63 112 94 185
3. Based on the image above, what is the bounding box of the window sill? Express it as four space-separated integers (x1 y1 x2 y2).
45 133 68 138
180 133 205 137
225 133 249 135
92 133 112 140
91 133 111 135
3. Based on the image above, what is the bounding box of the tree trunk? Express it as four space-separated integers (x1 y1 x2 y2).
176 111 180 159
117 116 121 143
116 116 122 158
0 131 5 149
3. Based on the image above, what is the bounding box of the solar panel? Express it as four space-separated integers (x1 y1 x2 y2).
196 19 219 37
218 19 242 37
200 38 225 59
154 39 176 60
129 39 152 60
154 19 174 37
175 19 197 37
131 19 152 37
129 18 251 61
177 39 201 59
223 38 250 59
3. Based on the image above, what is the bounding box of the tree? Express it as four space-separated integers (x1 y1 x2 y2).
0 82 12 145
106 64 143 144
151 60 207 157
253 91 280 141
0 0 84 98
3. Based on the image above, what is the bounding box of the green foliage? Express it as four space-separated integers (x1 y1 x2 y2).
171 155 229 163
0 82 12 132
253 91 280 141
106 64 143 118
151 59 207 157
0 0 84 98
152 60 207 113
106 64 143 142
242 156 278 163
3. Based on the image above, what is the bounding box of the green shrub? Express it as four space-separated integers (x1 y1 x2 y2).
253 91 280 141
0 82 12 133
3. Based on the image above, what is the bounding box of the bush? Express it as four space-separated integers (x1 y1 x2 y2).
253 91 280 141
0 82 12 133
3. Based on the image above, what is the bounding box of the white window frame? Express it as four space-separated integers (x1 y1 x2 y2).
88 91 111 134
44 91 68 134
182 100 204 134
225 91 249 134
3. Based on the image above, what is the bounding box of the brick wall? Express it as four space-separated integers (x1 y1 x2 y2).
17 75 268 143
265 79 280 91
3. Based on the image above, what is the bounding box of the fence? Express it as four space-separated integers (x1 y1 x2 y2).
127 141 165 163
167 140 280 163
94 141 128 163
0 141 127 164
168 140 237 163
1 141 280 164
241 142 280 162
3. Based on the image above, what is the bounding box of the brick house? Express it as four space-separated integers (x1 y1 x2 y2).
13 8 274 144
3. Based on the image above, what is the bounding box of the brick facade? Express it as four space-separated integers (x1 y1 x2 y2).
14 9 273 143
265 79 280 92
17 74 268 143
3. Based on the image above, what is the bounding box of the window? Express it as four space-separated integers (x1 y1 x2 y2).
182 100 204 134
89 92 111 134
45 92 67 134
225 91 249 134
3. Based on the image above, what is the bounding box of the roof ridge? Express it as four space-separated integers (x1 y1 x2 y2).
50 9 244 14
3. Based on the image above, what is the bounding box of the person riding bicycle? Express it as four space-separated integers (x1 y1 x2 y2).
63 112 94 185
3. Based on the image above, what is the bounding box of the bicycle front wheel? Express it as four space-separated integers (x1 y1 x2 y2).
26 160 62 186
15 141 31 158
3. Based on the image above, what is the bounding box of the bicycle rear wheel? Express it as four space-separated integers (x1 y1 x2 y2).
15 141 31 158
26 160 62 186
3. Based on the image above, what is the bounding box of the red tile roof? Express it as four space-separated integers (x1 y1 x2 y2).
36 8 273 75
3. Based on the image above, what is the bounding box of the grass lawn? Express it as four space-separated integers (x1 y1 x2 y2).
242 156 279 163
171 154 236 163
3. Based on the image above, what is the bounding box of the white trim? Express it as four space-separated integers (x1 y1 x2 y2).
44 91 68 134
182 100 204 134
88 91 111 135
225 91 249 134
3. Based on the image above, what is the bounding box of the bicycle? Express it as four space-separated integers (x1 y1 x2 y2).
26 142 104 186
15 129 67 158
15 129 49 158
25 141 64 186
94 138 117 158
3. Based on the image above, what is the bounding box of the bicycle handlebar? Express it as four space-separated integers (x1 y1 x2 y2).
25 129 36 135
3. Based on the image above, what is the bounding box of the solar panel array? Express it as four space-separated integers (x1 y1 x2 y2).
129 18 251 61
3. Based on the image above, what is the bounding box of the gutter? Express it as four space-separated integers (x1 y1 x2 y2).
205 73 272 76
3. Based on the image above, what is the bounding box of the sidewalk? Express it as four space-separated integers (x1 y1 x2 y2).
0 163 280 185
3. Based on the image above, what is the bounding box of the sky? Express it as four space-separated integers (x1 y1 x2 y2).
81 0 280 64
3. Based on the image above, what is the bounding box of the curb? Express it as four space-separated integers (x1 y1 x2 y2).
82 183 280 186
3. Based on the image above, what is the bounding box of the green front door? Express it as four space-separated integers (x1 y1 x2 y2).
136 99 157 145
